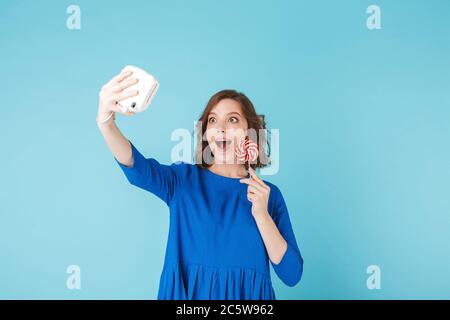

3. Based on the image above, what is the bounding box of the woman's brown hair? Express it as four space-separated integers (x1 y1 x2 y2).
194 89 271 169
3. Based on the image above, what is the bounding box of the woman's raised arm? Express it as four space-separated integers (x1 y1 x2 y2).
96 70 139 167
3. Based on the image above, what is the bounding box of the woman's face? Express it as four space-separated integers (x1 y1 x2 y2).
205 98 248 164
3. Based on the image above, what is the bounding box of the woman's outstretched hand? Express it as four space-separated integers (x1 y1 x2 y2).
97 70 140 122
240 167 271 218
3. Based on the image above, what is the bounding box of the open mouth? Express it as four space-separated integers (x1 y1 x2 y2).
214 139 232 152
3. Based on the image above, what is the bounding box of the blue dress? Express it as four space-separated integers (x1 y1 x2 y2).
115 140 304 300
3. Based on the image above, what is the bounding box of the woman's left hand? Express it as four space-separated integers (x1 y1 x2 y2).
240 167 271 219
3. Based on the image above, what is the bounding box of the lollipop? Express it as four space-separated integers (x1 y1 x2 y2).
235 137 259 164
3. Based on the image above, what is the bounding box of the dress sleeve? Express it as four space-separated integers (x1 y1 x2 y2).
114 140 180 206
269 185 304 287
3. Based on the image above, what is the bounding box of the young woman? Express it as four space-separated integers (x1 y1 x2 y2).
96 70 304 300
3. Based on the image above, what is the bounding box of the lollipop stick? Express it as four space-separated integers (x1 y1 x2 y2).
245 161 250 178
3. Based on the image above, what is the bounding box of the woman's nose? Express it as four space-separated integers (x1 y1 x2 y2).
216 121 226 132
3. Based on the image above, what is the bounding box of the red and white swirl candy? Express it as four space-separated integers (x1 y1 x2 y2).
235 137 259 163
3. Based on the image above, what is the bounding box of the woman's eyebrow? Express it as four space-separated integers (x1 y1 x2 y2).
209 112 241 116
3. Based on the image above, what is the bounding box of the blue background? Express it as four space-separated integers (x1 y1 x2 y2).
1 0 449 299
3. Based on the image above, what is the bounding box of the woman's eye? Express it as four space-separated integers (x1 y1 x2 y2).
229 117 238 123
208 117 216 124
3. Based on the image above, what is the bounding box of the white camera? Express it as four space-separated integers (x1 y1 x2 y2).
118 65 159 113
